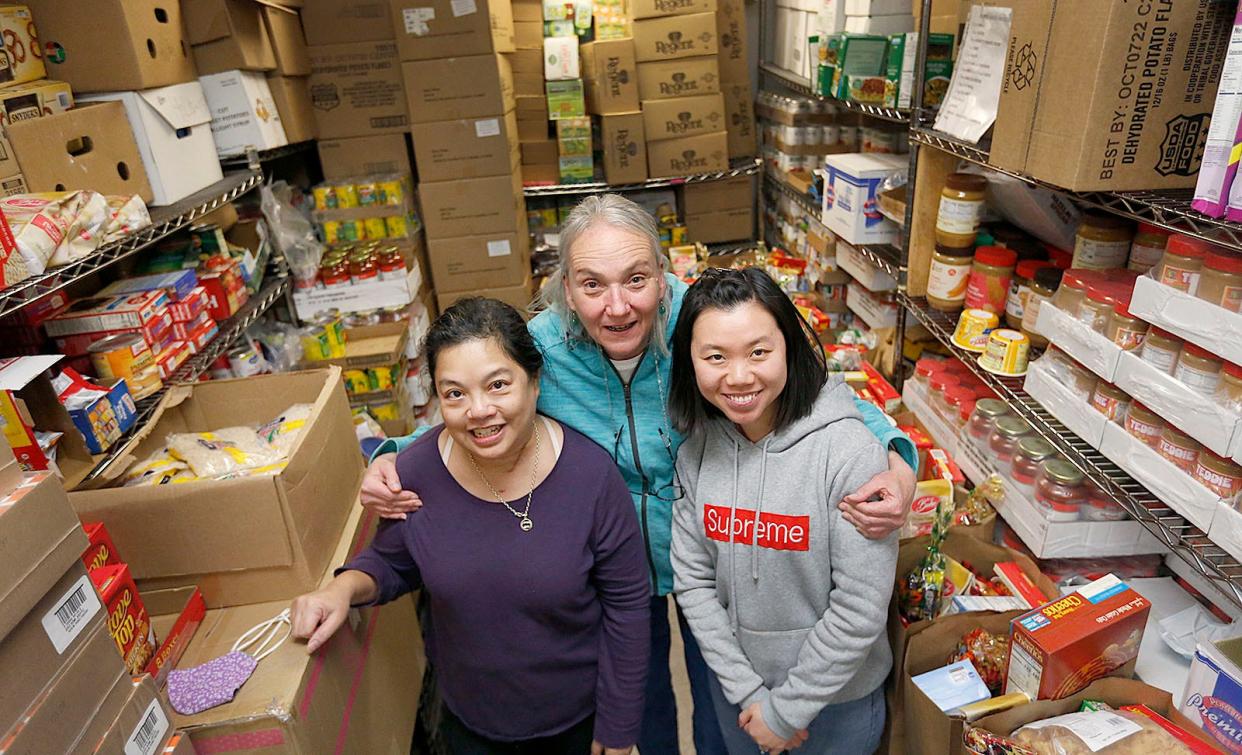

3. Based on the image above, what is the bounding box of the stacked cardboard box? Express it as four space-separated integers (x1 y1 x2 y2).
718 0 757 160
583 38 645 184
683 174 755 243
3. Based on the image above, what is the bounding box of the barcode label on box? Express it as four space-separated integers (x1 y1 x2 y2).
451 0 477 16
403 7 434 35
41 575 103 653
125 700 169 755
486 240 512 257
475 118 501 138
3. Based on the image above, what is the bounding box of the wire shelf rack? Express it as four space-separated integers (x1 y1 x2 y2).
759 64 911 124
219 141 316 169
522 158 761 197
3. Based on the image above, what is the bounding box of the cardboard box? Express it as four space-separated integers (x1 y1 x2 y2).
78 83 225 207
546 79 586 119
293 241 427 319
88 677 174 755
82 521 121 572
686 206 753 243
403 54 514 124
144 586 208 688
514 19 544 49
410 110 521 182
1023 358 1109 450
263 4 312 76
600 112 648 184
65 378 138 456
0 5 43 88
1128 274 1242 368
437 276 535 314
427 230 530 293
419 172 526 240
723 82 757 158
317 133 411 179
544 35 580 81
7 102 153 201
646 131 728 178
581 39 640 115
390 0 514 61
631 0 715 18
0 358 99 484
992 0 1234 191
510 49 544 96
299 0 394 46
308 41 408 138
683 174 752 214
520 139 558 166
0 434 18 496
636 56 720 101
516 95 551 140
717 0 749 83
1099 420 1223 534
185 0 278 74
173 505 424 755
0 79 73 189
44 290 169 338
69 368 365 607
198 70 289 157
642 93 725 141
1006 574 1150 701
1181 634 1242 752
162 732 196 755
820 152 905 245
266 74 317 144
632 13 719 62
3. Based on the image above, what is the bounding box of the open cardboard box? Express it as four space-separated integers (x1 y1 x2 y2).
1129 275 1242 367
1180 634 1242 751
1113 350 1242 459
145 585 208 688
306 321 410 371
837 240 897 292
0 356 97 487
69 368 364 607
1023 358 1108 449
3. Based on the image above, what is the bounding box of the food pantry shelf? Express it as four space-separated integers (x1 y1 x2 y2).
82 270 291 483
759 64 911 124
219 140 316 169
0 170 263 321
901 292 1242 609
521 158 761 197
909 124 1242 250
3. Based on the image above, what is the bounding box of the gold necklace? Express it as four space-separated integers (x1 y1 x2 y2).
467 421 542 532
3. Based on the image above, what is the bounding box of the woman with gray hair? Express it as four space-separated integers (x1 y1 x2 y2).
361 193 919 754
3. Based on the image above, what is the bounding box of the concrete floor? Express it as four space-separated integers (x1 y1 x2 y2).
668 600 697 755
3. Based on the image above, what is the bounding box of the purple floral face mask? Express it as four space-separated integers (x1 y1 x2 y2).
167 609 291 716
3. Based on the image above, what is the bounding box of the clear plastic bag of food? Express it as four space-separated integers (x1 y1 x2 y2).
0 191 109 282
950 628 1011 695
102 194 152 243
1011 709 1198 755
166 427 281 478
123 448 191 487
255 404 314 458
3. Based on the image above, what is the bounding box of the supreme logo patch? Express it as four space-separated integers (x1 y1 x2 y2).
703 504 810 551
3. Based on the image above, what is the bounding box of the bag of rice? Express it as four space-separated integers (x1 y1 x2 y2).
123 449 190 487
167 427 281 478
256 404 315 459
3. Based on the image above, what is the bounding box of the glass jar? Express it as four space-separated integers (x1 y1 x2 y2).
1090 381 1131 422
1083 489 1127 521
1011 436 1057 496
935 172 988 248
956 399 976 428
964 246 1018 314
1067 359 1100 402
989 416 1033 474
1194 451 1242 499
1127 223 1171 274
1156 234 1211 293
1021 266 1064 349
1035 459 1087 521
1217 361 1242 414
1005 260 1055 330
928 373 960 412
1077 281 1131 334
1104 300 1149 351
1175 343 1224 395
1158 426 1202 473
914 358 941 390
968 398 1011 442
1197 250 1242 312
1073 212 1134 270
942 386 975 424
927 245 975 312
1050 268 1107 314
1140 327 1182 375
1125 401 1165 448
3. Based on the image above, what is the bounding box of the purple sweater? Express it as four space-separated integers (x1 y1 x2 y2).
341 423 650 746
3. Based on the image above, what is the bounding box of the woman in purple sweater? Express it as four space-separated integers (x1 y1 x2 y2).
290 297 651 755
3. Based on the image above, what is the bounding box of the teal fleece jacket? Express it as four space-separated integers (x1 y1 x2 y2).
373 275 916 596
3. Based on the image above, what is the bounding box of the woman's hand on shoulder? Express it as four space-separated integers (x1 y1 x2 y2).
837 450 917 540
360 453 422 519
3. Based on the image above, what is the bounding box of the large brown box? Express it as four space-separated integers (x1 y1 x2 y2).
632 13 718 62
723 82 757 158
438 275 536 314
184 0 278 74
990 0 1233 191
308 41 408 138
512 0 543 21
300 0 394 45
29 0 197 92
716 0 749 83
263 4 313 76
8 102 153 202
69 368 365 607
600 112 648 184
404 54 515 124
520 140 558 166
318 133 412 178
647 132 728 178
89 677 175 755
410 110 521 182
390 0 515 61
267 74 317 143
427 229 531 293
636 56 720 101
631 0 716 18
512 49 546 96
686 206 753 243
642 93 726 141
419 172 526 239
581 39 641 115
514 19 544 49
516 95 551 141
0 80 73 194
683 174 753 214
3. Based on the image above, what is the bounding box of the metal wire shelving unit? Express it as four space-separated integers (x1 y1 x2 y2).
521 157 762 197
757 64 911 124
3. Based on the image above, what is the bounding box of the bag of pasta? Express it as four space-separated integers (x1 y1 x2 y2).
166 427 281 478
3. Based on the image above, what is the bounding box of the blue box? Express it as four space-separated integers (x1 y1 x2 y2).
67 380 137 454
98 269 199 302
1181 636 1242 753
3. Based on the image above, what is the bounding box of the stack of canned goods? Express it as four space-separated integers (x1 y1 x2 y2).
301 309 347 360
343 363 403 395
314 243 408 290
342 305 411 328
312 175 413 245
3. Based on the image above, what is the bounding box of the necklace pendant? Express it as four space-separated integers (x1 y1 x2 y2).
519 516 533 532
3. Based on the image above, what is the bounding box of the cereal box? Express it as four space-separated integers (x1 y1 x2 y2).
90 562 157 675
82 521 122 572
1005 574 1150 701
43 290 170 338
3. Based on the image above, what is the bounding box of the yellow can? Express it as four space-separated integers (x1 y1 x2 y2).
369 365 395 392
313 310 347 358
670 225 689 245
344 369 371 394
370 400 401 421
384 215 407 239
356 180 381 206
364 216 389 240
300 324 330 361
312 184 337 210
950 308 999 353
978 328 1031 376
322 220 342 245
88 333 162 399
338 220 363 243
379 179 405 206
335 181 360 209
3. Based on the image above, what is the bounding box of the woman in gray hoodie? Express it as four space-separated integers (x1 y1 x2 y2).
669 267 897 754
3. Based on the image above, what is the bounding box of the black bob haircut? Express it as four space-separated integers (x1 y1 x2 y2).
668 267 828 436
424 297 543 382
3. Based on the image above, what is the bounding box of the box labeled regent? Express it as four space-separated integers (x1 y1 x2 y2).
642 93 726 141
633 13 719 62
647 131 728 178
581 39 640 115
601 112 648 184
637 57 720 101
631 0 717 20
717 0 749 82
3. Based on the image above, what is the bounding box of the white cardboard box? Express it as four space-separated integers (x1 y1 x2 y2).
836 240 896 291
1208 503 1242 567
198 70 288 158
815 0 845 35
292 264 423 320
820 152 905 245
1099 420 1224 533
846 283 898 328
1023 358 1108 448
543 36 580 81
1113 350 1242 459
1035 301 1125 382
900 381 958 459
844 13 913 34
984 171 1081 252
1179 634 1242 747
1129 275 1242 367
79 83 224 206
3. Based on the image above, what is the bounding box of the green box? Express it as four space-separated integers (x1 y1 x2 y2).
885 32 955 109
820 34 888 100
546 79 586 119
558 154 595 183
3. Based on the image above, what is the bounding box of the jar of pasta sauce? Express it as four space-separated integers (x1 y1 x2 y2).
1083 485 1127 521
1011 436 1057 497
1035 460 1086 521
968 398 1011 444
989 416 1032 475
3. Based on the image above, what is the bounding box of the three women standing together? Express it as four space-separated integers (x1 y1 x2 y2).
291 195 918 754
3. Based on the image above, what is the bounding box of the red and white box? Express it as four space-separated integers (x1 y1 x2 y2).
54 310 176 358
43 290 170 337
156 342 191 380
169 286 210 323
184 319 219 354
82 521 122 572
90 563 156 675
172 311 213 341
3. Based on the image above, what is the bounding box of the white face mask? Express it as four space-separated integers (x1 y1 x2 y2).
166 609 291 716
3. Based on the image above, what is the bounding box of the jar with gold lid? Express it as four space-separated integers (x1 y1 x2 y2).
1073 212 1133 270
1197 249 1242 312
935 173 988 248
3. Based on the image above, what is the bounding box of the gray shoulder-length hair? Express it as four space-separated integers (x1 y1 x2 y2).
537 194 673 354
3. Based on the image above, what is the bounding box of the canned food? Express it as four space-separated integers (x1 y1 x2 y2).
364 216 388 240
977 328 1031 376
189 223 227 259
228 344 265 378
345 310 380 327
340 220 364 243
378 179 405 206
384 215 408 239
88 333 162 399
344 369 371 394
322 220 342 245
312 184 338 210
313 310 347 358
951 308 999 353
369 365 395 392
300 324 330 361
335 181 359 209
356 180 380 206
380 304 410 322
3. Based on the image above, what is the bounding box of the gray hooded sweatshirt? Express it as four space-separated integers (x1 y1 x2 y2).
671 377 897 741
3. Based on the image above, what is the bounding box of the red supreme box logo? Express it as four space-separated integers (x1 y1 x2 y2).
703 504 809 551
